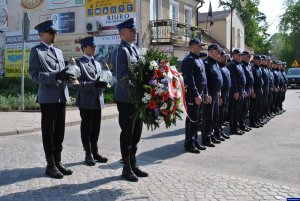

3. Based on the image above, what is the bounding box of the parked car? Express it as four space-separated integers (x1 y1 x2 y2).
286 68 300 88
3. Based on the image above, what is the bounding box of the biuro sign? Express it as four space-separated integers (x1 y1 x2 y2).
4 49 30 77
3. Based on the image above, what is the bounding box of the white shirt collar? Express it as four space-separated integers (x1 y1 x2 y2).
41 42 53 48
83 54 94 61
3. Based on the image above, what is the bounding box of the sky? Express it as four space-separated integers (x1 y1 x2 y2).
198 0 285 35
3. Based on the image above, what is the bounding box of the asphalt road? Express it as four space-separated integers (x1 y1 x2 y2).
61 89 300 189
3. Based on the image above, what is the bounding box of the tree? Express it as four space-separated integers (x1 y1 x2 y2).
280 0 300 65
218 0 270 54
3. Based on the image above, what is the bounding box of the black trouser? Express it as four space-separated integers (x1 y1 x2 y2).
185 93 200 147
117 101 143 158
272 91 278 112
267 88 273 114
202 92 219 142
229 91 242 131
40 103 66 157
249 90 263 123
79 108 101 147
262 86 269 116
239 93 249 128
215 92 229 134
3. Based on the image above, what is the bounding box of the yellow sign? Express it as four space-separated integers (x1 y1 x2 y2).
4 49 30 78
291 59 300 67
86 0 136 17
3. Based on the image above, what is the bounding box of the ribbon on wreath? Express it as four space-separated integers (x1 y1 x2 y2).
168 66 196 123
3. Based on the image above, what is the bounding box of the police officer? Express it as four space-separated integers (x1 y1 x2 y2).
266 56 275 118
214 50 231 140
271 60 280 115
182 39 208 153
280 62 287 112
227 49 246 135
260 55 270 124
75 36 108 166
249 55 264 128
202 44 223 146
29 20 73 179
240 51 253 132
112 18 148 182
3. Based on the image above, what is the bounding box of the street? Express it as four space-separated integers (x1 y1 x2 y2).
0 90 300 200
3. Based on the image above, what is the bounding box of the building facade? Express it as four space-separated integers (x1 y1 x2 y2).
198 9 245 52
0 0 204 77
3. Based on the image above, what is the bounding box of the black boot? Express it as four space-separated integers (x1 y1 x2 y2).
45 155 63 179
130 148 148 177
84 143 95 166
91 142 108 163
122 156 138 182
54 153 73 175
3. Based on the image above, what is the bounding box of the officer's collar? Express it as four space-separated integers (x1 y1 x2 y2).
121 40 134 47
189 52 200 58
41 42 53 49
241 60 249 65
83 54 94 61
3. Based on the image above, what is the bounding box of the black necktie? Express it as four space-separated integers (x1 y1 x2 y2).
49 47 56 56
132 46 139 60
91 58 96 67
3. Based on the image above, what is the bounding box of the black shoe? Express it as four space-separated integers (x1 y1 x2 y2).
240 126 250 132
55 162 73 175
203 141 215 147
231 129 243 135
132 167 148 177
122 168 138 182
211 137 221 144
245 126 252 131
220 132 230 139
93 153 108 163
45 165 63 179
194 142 207 150
237 128 245 134
215 135 225 141
85 154 96 166
249 123 259 128
185 145 200 154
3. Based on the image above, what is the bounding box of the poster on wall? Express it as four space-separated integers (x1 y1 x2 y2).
51 12 75 34
86 0 137 28
47 0 85 10
4 49 31 77
0 0 7 31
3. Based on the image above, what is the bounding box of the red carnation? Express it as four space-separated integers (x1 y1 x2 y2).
162 91 170 101
155 69 163 79
164 66 170 73
148 100 157 109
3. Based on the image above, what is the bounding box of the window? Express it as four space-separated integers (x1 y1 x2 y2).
237 28 241 48
169 0 179 21
150 0 162 20
184 5 192 25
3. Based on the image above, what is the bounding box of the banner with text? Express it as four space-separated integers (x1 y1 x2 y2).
51 12 75 34
4 49 30 77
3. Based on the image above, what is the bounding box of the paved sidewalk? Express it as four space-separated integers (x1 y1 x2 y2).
0 104 118 136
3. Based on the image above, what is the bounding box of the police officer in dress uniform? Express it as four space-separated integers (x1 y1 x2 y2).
202 44 223 146
260 55 270 124
271 60 280 115
182 39 208 153
280 62 287 112
214 50 231 140
112 18 148 182
29 20 73 179
75 36 108 166
239 51 253 132
249 55 264 128
227 49 246 135
266 56 275 118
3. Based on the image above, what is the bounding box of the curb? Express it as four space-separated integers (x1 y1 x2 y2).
0 114 118 137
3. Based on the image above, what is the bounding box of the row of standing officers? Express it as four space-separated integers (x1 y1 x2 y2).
182 39 287 154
